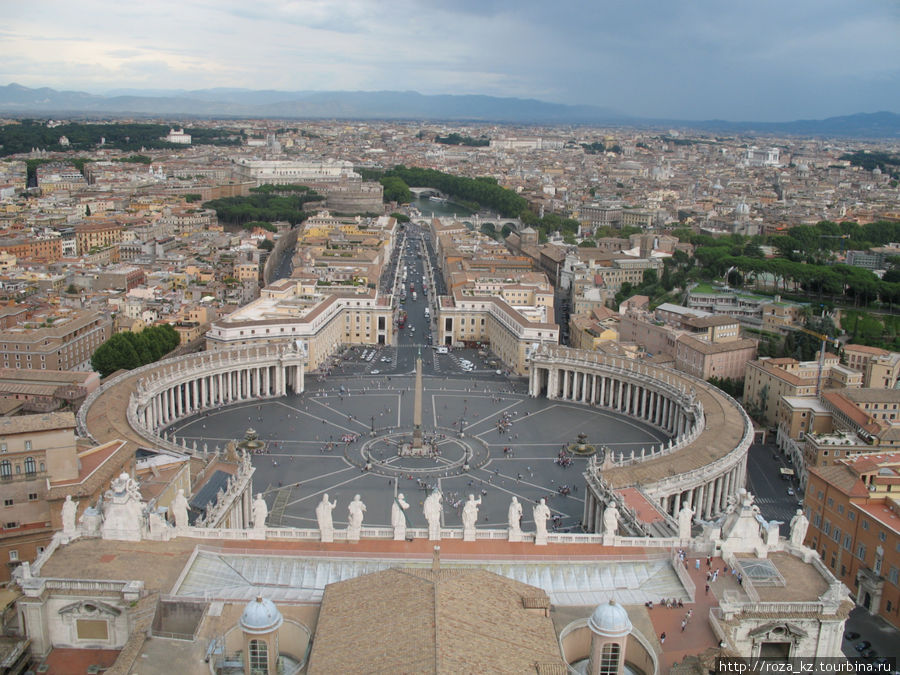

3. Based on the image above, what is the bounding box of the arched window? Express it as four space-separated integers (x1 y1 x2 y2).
248 639 268 674
599 642 621 675
0 460 10 480
24 457 36 476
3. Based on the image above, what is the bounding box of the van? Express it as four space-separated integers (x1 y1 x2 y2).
437 346 448 354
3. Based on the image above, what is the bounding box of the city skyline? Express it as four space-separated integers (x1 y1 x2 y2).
3 0 899 122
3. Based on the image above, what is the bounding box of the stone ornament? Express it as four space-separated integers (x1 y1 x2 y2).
317 493 337 543
508 497 523 542
533 498 551 545
789 509 809 548
172 489 190 531
62 495 79 536
252 494 268 530
347 494 366 541
424 489 443 541
462 494 481 542
392 493 410 541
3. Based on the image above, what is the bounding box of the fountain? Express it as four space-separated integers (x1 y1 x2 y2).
237 428 266 454
567 432 598 457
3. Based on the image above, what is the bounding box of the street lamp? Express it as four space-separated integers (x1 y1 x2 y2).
370 415 376 436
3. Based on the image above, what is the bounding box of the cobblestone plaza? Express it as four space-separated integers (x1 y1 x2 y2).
166 371 667 532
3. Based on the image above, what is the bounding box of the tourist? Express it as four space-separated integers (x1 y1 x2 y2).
660 632 666 644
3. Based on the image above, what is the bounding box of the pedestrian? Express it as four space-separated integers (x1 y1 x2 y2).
695 559 701 570
706 555 711 567
660 632 666 644
681 619 686 632
705 584 710 595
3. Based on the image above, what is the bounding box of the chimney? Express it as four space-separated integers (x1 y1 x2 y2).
432 545 440 573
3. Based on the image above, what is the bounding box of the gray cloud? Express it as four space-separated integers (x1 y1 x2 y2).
1 0 897 120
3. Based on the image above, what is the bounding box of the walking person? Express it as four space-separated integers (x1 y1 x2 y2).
660 632 666 644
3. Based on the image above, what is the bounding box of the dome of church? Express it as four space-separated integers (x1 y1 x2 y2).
588 599 632 638
240 596 284 634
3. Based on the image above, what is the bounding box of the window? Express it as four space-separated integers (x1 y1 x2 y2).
598 642 621 675
2 498 11 507
24 440 31 451
827 497 834 507
857 544 867 561
24 456 36 476
0 443 5 453
837 504 844 515
833 527 841 542
862 520 869 531
890 567 899 585
28 493 37 501
823 521 831 536
248 639 268 673
0 460 10 480
880 531 887 542
844 534 852 551
8 550 17 561
849 512 856 521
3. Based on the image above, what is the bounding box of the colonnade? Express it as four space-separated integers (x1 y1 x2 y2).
131 345 306 433
531 364 694 438
530 345 751 530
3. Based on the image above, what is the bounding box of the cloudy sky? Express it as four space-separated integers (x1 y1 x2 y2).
3 0 898 121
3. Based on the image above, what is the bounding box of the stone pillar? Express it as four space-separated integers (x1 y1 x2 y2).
672 491 681 517
563 369 570 400
704 480 715 519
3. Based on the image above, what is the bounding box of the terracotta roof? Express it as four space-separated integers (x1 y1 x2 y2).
307 567 565 674
808 464 868 497
0 411 75 434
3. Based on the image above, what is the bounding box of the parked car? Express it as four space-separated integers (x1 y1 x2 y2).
855 640 871 652
844 631 860 641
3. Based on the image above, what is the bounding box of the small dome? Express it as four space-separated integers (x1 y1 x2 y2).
588 600 632 638
240 596 283 635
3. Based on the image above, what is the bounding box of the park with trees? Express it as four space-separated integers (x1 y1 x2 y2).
90 324 181 378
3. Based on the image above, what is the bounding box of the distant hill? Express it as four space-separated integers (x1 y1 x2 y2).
0 83 897 138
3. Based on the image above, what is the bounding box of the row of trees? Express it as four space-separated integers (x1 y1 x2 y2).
204 186 322 226
0 120 242 157
434 133 489 146
90 324 181 378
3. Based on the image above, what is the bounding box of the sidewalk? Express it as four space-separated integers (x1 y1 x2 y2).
646 555 730 671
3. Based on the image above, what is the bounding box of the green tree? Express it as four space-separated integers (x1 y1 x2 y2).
380 176 412 203
257 239 274 251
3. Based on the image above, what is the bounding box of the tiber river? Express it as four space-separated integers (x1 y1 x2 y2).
408 195 474 219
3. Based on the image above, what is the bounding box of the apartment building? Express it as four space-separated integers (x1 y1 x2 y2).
0 309 112 372
437 289 559 375
744 356 861 427
206 279 393 370
0 413 131 582
687 284 805 328
843 344 900 389
617 304 757 381
805 454 900 629
0 236 63 263
35 164 87 194
75 221 124 255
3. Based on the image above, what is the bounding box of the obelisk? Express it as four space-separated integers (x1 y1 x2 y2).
412 347 423 448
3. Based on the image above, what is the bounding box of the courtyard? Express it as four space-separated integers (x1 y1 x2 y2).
166 368 667 533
